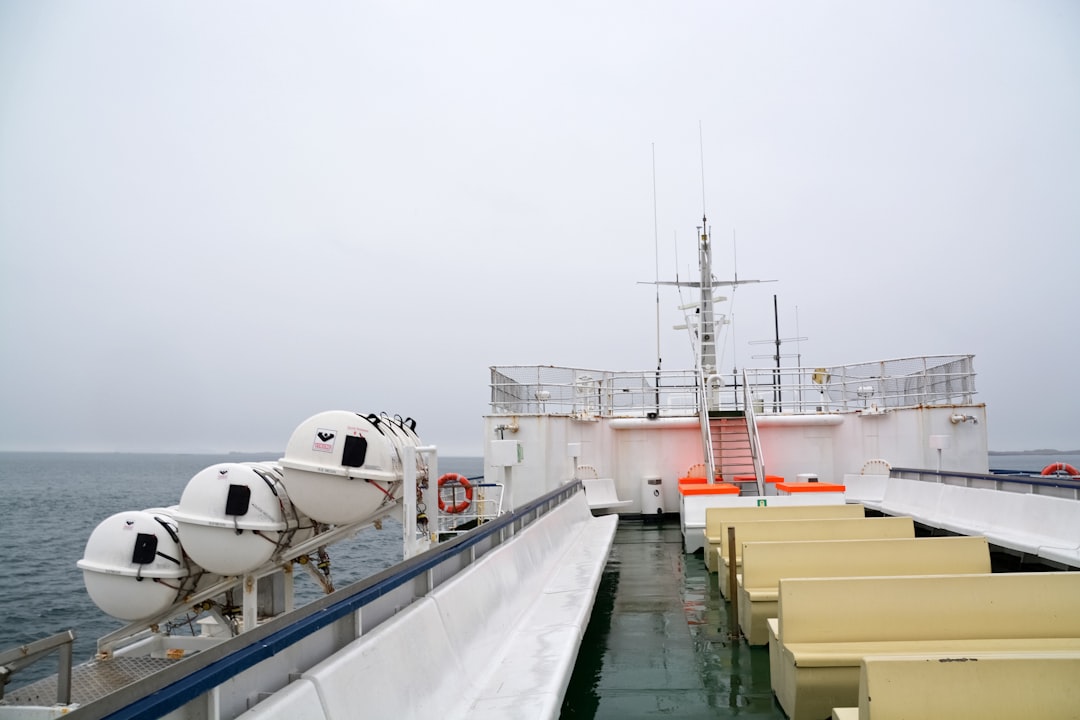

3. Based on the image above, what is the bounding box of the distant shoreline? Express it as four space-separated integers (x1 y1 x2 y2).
0 449 1075 457
988 449 1080 455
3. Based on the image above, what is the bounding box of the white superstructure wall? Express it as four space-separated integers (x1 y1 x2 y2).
483 403 988 515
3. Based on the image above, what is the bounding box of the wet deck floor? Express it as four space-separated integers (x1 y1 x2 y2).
561 517 787 719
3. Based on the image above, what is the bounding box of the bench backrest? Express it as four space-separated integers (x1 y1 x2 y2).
741 535 990 591
722 516 913 564
581 478 631 509
858 652 1080 719
779 571 1080 644
297 491 605 718
704 503 863 541
841 473 887 504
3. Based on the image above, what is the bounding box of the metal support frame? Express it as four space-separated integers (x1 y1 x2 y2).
0 630 76 704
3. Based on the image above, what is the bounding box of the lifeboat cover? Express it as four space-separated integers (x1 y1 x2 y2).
170 462 298 575
77 510 189 621
279 411 411 525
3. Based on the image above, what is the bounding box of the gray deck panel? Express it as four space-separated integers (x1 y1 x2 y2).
561 519 785 719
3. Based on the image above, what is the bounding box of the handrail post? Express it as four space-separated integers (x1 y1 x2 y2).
727 526 740 640
0 629 76 704
57 640 72 705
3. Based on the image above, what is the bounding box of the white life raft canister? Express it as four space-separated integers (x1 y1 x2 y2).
77 509 192 621
278 411 421 525
169 462 309 576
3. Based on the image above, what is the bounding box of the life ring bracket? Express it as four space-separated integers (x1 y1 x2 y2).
437 473 474 514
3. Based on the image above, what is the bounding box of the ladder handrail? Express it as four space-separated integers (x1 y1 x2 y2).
741 370 766 495
697 365 717 483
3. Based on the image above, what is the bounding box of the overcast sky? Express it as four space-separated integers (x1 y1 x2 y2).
1 1 1077 455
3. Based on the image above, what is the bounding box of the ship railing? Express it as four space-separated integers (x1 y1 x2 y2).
0 631 75 704
744 355 977 414
741 370 766 493
43 482 583 720
490 365 700 417
696 365 717 484
892 467 1080 501
435 482 505 536
490 356 976 418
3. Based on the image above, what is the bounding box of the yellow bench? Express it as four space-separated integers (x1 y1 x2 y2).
703 504 864 573
769 572 1080 720
831 652 1080 719
717 516 914 599
737 536 990 645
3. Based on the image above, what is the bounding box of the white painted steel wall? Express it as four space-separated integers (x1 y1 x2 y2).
483 404 989 515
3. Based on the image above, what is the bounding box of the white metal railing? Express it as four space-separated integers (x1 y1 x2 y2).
697 365 716 484
894 467 1080 501
490 366 700 417
403 448 504 556
435 481 505 537
741 370 765 493
490 356 977 418
0 631 75 704
744 355 976 413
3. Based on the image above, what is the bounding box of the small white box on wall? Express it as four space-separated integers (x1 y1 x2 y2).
490 439 522 466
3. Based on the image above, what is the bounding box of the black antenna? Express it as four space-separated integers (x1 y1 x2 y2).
750 295 809 412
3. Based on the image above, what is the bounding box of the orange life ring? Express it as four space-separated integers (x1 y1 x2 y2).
437 473 473 513
1040 462 1080 477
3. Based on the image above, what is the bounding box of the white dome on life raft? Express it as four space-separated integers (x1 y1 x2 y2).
77 510 191 622
279 411 420 525
170 462 308 576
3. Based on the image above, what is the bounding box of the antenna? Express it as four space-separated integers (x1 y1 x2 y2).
696 121 716 374
698 120 707 221
730 229 738 376
750 294 809 412
638 128 775 384
732 228 738 286
794 305 803 369
652 143 661 412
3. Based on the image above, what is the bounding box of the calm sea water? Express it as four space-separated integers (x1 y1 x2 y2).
1 450 1077 690
0 452 483 688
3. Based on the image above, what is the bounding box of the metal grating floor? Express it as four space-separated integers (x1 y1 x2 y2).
1 656 177 708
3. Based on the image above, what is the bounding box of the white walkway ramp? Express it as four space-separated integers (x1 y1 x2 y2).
237 490 617 720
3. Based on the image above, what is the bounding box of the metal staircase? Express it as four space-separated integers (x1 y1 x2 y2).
708 410 759 493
